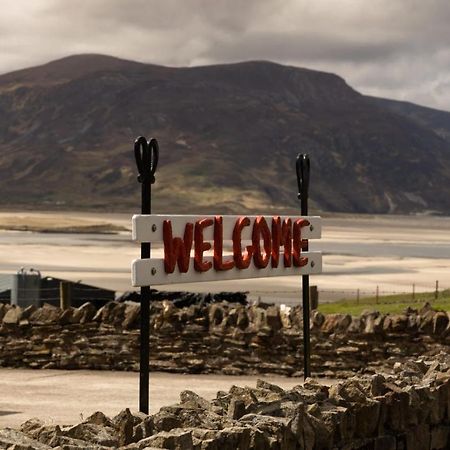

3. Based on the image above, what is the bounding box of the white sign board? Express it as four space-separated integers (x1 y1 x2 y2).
131 214 322 286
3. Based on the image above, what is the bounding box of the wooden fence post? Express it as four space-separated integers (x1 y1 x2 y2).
60 281 72 310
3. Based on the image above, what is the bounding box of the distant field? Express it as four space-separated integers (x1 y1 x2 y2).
318 289 450 315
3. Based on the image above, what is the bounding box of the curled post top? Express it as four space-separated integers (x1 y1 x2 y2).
296 153 310 200
134 136 159 184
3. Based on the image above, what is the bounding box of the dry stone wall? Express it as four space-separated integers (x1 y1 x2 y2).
2 354 450 449
0 300 449 377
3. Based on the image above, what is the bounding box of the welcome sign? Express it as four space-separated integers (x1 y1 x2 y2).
132 214 322 285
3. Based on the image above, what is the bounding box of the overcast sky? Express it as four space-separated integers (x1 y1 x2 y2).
1 0 449 110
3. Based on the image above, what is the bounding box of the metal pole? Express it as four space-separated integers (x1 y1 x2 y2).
435 280 439 300
134 136 159 414
296 154 311 380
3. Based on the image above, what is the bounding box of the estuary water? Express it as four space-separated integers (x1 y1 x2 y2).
0 213 448 303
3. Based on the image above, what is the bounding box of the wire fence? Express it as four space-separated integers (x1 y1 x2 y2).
246 281 450 306
2 280 449 307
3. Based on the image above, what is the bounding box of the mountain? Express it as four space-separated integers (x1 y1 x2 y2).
0 54 449 215
367 96 450 144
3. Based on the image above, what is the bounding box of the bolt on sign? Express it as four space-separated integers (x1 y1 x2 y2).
132 214 322 286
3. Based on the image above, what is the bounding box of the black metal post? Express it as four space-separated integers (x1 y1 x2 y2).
296 154 311 380
134 136 159 414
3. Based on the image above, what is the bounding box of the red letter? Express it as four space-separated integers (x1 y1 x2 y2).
252 216 271 269
163 220 193 273
214 216 235 271
271 217 292 268
293 219 309 267
194 218 213 272
233 217 253 269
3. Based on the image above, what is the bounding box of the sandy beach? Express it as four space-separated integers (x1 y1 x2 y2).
0 211 448 303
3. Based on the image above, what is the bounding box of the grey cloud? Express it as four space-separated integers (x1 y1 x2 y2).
0 0 449 110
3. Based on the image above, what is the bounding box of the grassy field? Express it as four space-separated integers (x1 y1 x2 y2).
318 289 450 316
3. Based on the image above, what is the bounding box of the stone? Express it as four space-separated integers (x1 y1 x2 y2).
114 408 138 446
29 304 61 324
3 306 23 324
255 379 285 394
265 306 282 331
289 405 316 450
62 422 117 446
85 411 114 428
321 314 351 334
179 390 211 410
433 312 449 335
209 304 225 327
59 307 75 324
152 409 182 432
228 385 259 408
329 379 369 404
73 302 97 324
430 425 450 449
21 305 37 320
370 374 389 397
20 419 62 445
138 429 193 449
310 310 325 329
227 398 246 420
0 428 52 449
374 435 396 450
123 303 140 329
405 423 431 450
132 415 154 442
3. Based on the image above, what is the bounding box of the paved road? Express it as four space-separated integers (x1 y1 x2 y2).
0 368 326 428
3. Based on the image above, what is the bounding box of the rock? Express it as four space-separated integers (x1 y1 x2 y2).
85 411 114 428
255 379 285 394
21 305 37 320
62 421 118 446
289 404 322 450
179 390 211 410
228 386 258 408
265 306 282 331
152 408 182 432
329 379 369 404
433 312 449 335
20 419 62 445
209 304 225 327
310 310 325 329
0 428 52 449
93 301 118 323
59 307 75 324
137 428 193 449
132 415 154 442
0 303 7 321
370 374 389 397
123 303 140 329
321 314 351 334
73 302 97 324
29 304 61 324
430 425 450 449
114 408 139 446
3 306 23 324
227 399 246 420
205 426 251 450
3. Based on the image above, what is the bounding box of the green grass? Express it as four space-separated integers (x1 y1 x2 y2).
318 289 450 316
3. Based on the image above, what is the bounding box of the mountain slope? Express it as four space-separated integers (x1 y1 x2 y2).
367 96 450 144
0 54 449 215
